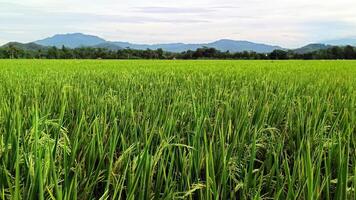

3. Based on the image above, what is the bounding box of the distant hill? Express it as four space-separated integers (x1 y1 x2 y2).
293 43 332 54
93 42 123 50
207 39 283 53
33 33 283 53
322 38 356 46
112 42 203 52
1 42 47 51
113 42 203 52
112 39 283 53
35 33 106 48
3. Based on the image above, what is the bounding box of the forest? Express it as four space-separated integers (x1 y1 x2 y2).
1 44 356 60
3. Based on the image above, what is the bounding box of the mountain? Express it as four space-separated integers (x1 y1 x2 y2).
35 33 106 48
33 33 283 53
93 42 123 50
1 42 47 51
322 38 356 46
293 43 332 54
111 42 203 52
112 39 283 53
207 39 283 53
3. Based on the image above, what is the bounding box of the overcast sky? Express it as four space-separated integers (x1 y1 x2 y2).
1 0 356 47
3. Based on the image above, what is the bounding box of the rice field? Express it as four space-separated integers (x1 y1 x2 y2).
0 60 355 200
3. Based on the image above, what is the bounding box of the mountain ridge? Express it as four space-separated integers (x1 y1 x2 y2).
2 33 355 53
293 43 333 54
33 33 284 53
322 38 356 46
35 33 106 48
2 42 48 51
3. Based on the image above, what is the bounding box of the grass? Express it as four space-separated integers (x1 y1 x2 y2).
0 60 355 199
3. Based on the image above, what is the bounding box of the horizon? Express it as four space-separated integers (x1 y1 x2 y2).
1 32 355 49
1 0 356 48
3 32 283 46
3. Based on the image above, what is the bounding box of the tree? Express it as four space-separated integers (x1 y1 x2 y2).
269 50 288 60
329 46 343 59
156 48 164 59
0 48 9 58
6 44 20 59
47 47 59 59
344 45 355 59
60 46 74 59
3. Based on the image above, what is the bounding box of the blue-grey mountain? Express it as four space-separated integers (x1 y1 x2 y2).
293 43 332 54
2 42 47 51
35 33 106 48
322 38 356 46
93 42 123 50
34 33 283 53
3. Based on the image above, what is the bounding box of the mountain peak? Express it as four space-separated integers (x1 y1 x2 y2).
214 39 249 43
33 33 283 53
293 43 332 54
35 33 106 48
208 39 282 52
2 42 46 51
322 38 356 46
56 33 99 37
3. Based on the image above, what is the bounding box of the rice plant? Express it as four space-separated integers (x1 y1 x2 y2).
0 60 355 199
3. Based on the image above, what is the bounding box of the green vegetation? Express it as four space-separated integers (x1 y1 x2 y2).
1 43 356 60
0 60 355 199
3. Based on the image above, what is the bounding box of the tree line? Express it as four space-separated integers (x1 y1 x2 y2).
1 44 356 59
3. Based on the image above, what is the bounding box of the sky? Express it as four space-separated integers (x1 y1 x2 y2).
1 0 356 48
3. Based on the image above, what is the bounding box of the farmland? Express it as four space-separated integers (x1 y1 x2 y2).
0 60 355 199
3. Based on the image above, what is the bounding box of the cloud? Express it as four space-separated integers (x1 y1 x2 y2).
1 0 356 47
134 6 215 14
0 2 209 25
